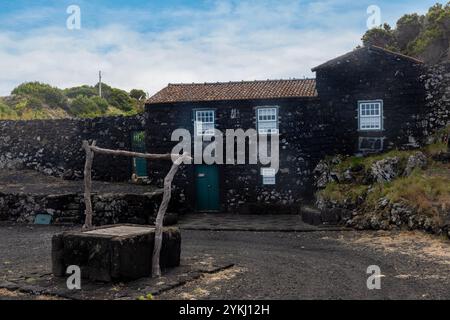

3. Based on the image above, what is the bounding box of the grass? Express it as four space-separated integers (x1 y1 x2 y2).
335 149 416 173
318 182 368 203
319 132 450 220
367 168 450 215
322 164 450 218
424 125 450 156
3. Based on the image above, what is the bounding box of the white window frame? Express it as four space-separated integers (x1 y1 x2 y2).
257 107 279 135
194 110 215 136
261 168 276 185
358 100 383 131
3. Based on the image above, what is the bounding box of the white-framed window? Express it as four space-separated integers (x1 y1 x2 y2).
195 110 215 136
257 107 278 134
358 100 383 131
261 168 276 185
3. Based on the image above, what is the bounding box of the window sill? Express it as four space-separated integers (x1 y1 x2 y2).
357 129 384 133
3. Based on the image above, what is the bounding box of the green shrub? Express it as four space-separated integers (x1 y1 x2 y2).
12 82 66 109
107 88 134 112
90 96 109 113
64 85 97 99
25 96 43 109
69 95 101 117
0 99 18 119
318 182 368 203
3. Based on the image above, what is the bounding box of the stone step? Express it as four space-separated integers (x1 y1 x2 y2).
300 206 323 226
301 206 350 226
54 216 82 225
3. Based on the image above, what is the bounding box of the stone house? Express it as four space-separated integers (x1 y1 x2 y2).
145 46 427 213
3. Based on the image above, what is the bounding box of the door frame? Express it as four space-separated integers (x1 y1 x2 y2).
194 165 220 212
131 131 148 177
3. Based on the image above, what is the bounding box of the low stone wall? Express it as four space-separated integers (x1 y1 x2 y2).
0 114 146 182
0 191 166 226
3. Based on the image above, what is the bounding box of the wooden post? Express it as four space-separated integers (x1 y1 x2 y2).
152 152 190 277
82 140 96 230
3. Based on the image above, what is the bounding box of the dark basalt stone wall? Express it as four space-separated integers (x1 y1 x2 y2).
145 98 337 213
314 48 427 155
0 115 145 181
421 62 450 138
0 191 167 225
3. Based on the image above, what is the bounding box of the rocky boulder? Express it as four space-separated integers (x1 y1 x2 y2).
313 156 345 188
313 160 331 188
370 157 400 183
404 151 427 176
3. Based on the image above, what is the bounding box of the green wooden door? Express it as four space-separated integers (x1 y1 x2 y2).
131 131 148 177
195 165 220 211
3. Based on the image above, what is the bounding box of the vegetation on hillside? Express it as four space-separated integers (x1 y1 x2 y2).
362 2 450 63
0 82 147 120
317 126 450 233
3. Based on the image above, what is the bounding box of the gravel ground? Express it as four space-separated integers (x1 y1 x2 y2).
157 230 450 300
0 223 449 300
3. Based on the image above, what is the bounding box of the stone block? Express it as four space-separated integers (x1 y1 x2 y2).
301 206 322 225
52 224 181 282
320 208 339 225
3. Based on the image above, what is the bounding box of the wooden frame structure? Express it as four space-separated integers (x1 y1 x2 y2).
81 140 191 277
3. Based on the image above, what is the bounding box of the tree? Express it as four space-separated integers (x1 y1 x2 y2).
108 88 134 112
408 3 450 63
395 14 423 51
362 23 399 51
360 3 450 64
130 89 147 101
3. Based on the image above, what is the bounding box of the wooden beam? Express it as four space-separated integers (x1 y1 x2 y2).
88 145 175 161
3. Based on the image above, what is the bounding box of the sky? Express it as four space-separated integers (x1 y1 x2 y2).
0 0 444 96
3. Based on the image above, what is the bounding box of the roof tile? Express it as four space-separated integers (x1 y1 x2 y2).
147 79 317 104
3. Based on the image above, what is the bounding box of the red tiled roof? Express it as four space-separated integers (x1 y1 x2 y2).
147 79 317 104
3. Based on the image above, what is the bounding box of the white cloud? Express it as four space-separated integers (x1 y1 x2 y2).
0 0 364 96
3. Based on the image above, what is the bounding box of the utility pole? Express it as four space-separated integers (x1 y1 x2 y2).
98 71 102 98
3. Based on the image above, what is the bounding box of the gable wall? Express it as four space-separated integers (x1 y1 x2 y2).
315 49 427 154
